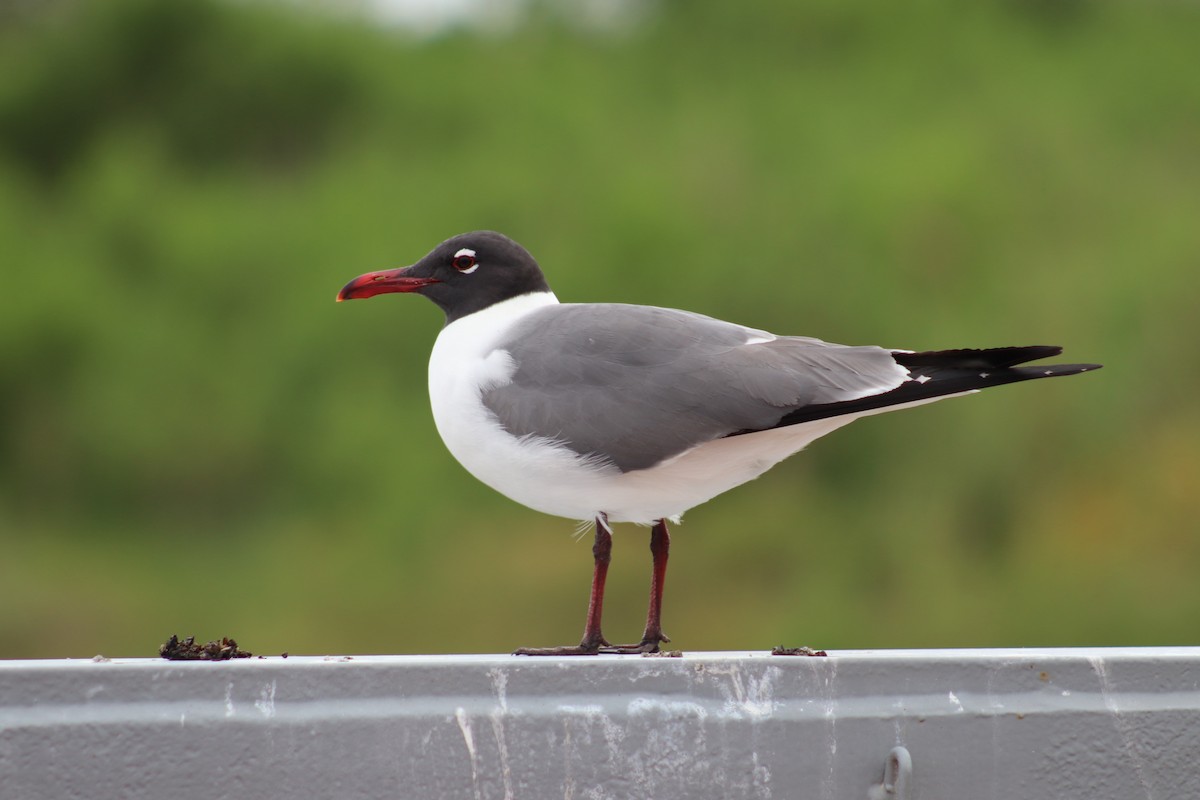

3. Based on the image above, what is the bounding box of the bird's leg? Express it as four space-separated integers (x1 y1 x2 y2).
642 518 672 647
599 518 672 654
513 514 614 656
578 514 615 649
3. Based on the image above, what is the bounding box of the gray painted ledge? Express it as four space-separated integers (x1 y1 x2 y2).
2 647 1198 799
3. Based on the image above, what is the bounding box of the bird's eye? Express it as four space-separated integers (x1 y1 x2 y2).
451 248 479 273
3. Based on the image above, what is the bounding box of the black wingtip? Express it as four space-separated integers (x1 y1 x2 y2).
764 347 1102 432
1029 362 1103 377
894 345 1066 370
895 346 1102 385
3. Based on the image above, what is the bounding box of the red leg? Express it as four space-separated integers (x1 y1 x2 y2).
598 518 672 654
578 514 614 650
640 519 672 648
514 514 613 656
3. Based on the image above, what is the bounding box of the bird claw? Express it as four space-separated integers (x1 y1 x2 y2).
512 632 613 656
597 631 671 655
512 645 603 656
597 642 660 655
514 632 671 656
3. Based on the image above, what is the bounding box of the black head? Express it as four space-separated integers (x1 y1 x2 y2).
337 231 552 324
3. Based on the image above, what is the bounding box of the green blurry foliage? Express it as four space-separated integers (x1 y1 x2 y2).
1 0 1198 658
0 0 360 178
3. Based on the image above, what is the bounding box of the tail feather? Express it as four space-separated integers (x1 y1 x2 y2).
769 345 1101 429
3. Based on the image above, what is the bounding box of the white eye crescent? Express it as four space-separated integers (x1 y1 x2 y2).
452 248 479 274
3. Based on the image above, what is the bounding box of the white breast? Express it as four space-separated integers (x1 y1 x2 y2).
428 291 618 520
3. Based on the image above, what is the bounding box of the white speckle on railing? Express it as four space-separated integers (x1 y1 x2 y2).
454 706 482 800
1089 655 1154 800
254 679 276 719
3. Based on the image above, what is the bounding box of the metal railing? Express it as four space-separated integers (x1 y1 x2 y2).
2 648 1198 799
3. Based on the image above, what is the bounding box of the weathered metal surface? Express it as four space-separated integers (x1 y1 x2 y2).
2 648 1198 799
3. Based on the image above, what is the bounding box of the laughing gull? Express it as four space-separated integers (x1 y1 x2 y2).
337 231 1100 655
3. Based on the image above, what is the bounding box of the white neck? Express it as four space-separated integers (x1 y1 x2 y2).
442 290 560 335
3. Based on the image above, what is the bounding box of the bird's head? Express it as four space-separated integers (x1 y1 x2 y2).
337 231 551 323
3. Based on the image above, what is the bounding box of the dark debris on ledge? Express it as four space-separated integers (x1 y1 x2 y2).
160 635 253 661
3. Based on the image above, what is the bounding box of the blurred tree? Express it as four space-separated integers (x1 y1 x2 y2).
0 0 362 181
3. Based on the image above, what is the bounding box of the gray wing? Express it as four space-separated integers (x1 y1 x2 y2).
480 303 908 472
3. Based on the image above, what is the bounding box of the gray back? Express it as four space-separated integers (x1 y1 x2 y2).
481 304 903 471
